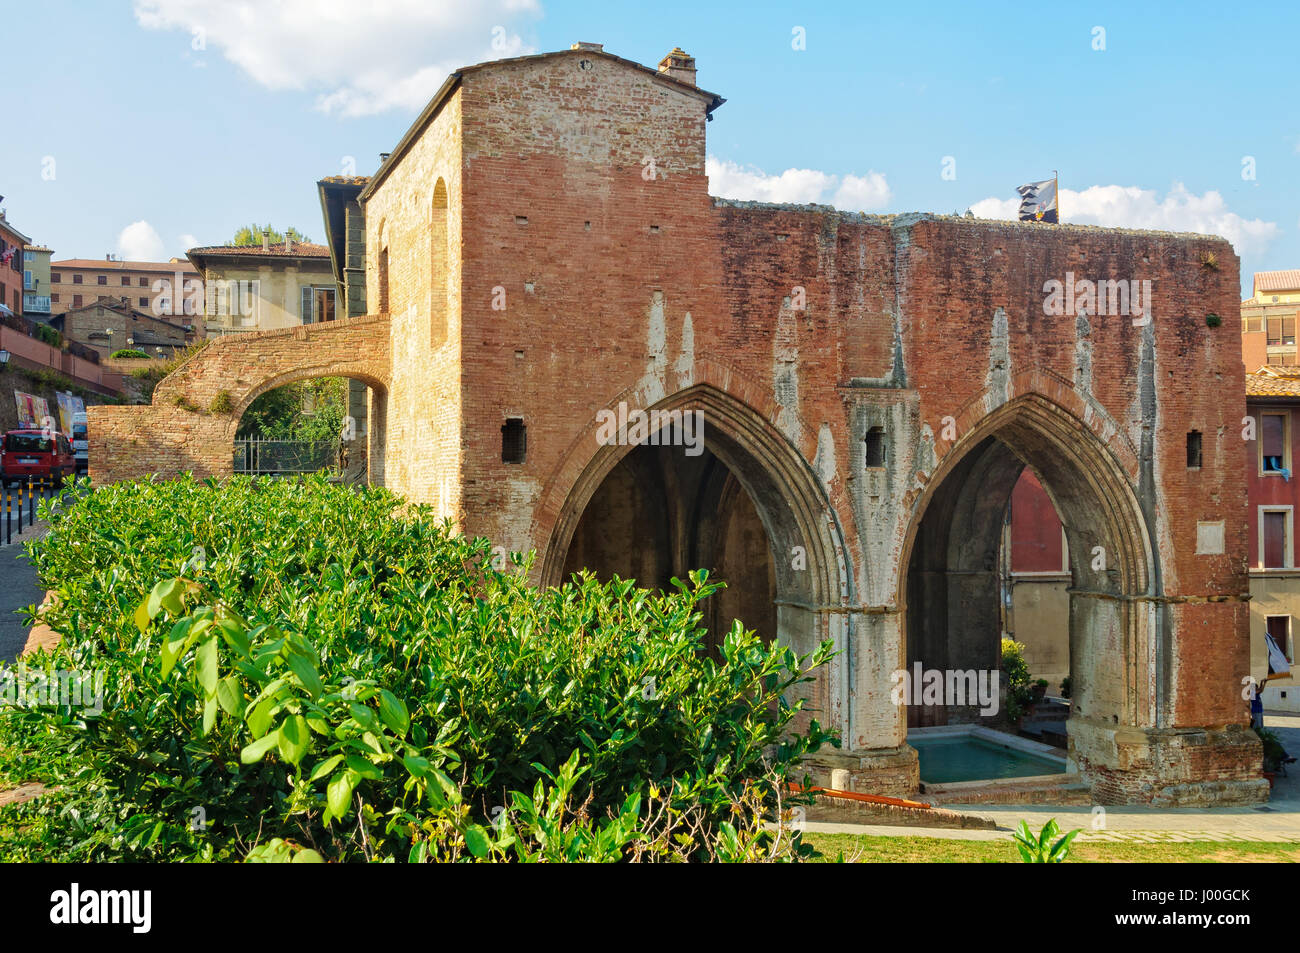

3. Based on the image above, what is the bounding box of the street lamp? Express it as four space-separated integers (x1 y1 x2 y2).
0 349 10 368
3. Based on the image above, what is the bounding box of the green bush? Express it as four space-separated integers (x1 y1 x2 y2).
1001 637 1034 721
110 348 151 359
0 476 835 862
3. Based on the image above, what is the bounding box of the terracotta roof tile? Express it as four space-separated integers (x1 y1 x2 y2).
52 258 197 272
1254 270 1300 294
1247 367 1300 398
187 242 330 258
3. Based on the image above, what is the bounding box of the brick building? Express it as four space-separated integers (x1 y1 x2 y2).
1241 269 1300 368
0 211 33 316
92 43 1264 804
49 256 198 318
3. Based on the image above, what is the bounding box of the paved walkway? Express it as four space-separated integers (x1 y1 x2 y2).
0 522 46 664
807 712 1300 841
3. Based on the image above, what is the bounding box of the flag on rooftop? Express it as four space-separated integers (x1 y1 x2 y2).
1017 178 1058 223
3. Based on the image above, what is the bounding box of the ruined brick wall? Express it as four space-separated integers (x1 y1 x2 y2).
90 314 390 483
412 49 1253 798
455 50 721 557
364 91 463 520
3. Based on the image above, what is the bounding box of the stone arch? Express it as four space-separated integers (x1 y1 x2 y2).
537 380 854 736
430 179 449 349
898 389 1160 778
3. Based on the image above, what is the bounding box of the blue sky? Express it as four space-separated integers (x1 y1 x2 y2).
5 1 1296 296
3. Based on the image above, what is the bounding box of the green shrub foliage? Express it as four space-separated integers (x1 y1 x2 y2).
0 476 835 861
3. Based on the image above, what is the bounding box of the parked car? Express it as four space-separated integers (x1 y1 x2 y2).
71 411 88 475
1 429 76 487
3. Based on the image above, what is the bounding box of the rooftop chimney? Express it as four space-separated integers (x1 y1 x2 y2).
657 47 696 87
262 229 270 252
285 234 293 252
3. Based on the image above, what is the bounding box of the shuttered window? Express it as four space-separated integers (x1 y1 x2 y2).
1264 510 1289 568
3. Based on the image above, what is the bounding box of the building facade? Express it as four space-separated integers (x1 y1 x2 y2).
56 299 190 361
1241 270 1300 368
0 212 33 316
49 257 199 320
23 245 52 317
186 239 338 337
1244 367 1300 711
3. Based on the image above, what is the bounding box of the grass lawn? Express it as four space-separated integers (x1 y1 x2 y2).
804 832 1300 863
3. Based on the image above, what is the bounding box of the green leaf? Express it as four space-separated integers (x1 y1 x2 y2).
240 729 281 764
217 618 251 657
247 696 276 739
216 676 242 716
344 754 383 780
196 636 219 694
464 824 491 859
277 714 311 766
160 618 192 679
285 649 322 699
291 849 325 863
377 689 409 736
309 755 344 783
202 696 217 736
326 770 355 822
133 599 151 634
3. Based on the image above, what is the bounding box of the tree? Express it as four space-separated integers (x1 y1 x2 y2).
228 223 312 247
235 377 347 440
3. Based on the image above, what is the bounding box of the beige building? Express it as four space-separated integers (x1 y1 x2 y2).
187 238 338 337
50 257 199 319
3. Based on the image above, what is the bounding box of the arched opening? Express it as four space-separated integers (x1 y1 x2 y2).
900 395 1154 782
542 385 851 731
430 179 448 349
231 372 387 486
560 442 777 651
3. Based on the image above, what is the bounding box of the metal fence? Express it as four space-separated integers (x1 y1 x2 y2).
233 438 341 476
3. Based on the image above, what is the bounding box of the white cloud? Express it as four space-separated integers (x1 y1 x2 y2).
970 182 1279 256
833 172 892 212
117 221 166 261
179 233 200 251
706 157 892 210
133 0 540 117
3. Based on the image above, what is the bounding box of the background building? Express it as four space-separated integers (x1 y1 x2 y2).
187 237 337 337
0 211 33 316
54 298 191 361
49 256 199 318
1244 367 1300 711
23 245 52 317
1242 270 1300 368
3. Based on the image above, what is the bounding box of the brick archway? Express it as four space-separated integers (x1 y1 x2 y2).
536 380 855 739
895 387 1224 801
89 315 390 483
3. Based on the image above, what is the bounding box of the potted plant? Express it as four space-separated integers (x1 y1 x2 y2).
1030 678 1049 703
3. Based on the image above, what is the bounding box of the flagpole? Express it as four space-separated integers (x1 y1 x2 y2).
1053 169 1060 224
